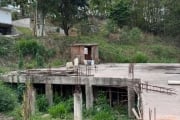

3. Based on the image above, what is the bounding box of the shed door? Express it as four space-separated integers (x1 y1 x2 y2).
84 46 92 60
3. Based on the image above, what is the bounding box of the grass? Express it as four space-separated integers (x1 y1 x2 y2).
39 32 180 63
15 27 33 36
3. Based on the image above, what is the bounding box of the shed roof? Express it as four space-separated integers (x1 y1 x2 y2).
71 43 98 47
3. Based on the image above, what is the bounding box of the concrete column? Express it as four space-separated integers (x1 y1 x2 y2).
128 85 135 118
74 92 82 120
45 83 53 106
31 89 36 115
85 85 93 109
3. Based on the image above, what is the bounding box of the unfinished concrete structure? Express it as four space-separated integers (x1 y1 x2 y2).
0 66 139 118
1 63 180 120
70 43 99 64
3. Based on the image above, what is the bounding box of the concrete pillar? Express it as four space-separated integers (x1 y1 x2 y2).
128 85 135 118
85 85 93 109
31 89 36 115
45 83 53 106
74 92 82 120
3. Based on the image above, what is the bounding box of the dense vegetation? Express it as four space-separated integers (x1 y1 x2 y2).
3 88 127 120
0 82 18 112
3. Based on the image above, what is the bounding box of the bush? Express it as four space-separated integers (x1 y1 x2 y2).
0 82 17 112
48 96 73 119
106 20 119 33
151 45 176 58
35 52 44 67
48 103 67 118
84 92 118 120
16 84 26 102
36 95 49 112
120 27 142 44
16 39 45 58
9 105 23 120
132 51 148 63
128 27 142 42
0 36 15 57
92 110 116 120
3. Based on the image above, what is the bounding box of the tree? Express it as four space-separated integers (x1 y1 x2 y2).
89 0 112 17
51 0 88 36
109 0 131 27
37 0 53 36
0 0 11 7
163 0 180 37
14 0 29 17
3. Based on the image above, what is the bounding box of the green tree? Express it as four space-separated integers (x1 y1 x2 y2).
109 0 131 27
0 82 17 112
164 0 180 37
36 0 55 36
14 0 29 17
89 0 112 17
51 0 88 36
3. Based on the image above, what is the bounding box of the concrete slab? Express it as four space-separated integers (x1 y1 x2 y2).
94 63 180 120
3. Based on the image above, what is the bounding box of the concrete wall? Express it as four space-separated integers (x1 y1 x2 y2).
13 18 31 28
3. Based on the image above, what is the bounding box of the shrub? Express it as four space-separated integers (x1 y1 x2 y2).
9 105 23 120
0 82 17 112
128 27 142 42
132 51 148 63
49 59 63 67
0 36 15 56
36 95 49 112
18 52 24 69
16 84 26 102
92 110 115 120
48 103 67 118
151 45 176 58
106 20 118 33
35 52 44 67
16 39 45 58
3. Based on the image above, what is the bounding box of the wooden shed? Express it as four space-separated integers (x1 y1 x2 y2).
70 43 99 64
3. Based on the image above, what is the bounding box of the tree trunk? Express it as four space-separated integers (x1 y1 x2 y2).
39 12 45 36
62 21 69 36
21 5 25 17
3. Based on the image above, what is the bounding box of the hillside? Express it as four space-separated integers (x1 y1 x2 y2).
0 24 179 73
